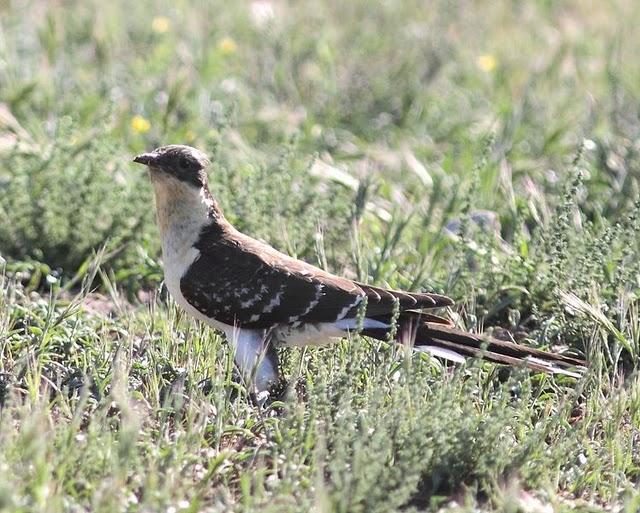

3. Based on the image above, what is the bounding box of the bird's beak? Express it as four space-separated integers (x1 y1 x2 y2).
133 152 158 166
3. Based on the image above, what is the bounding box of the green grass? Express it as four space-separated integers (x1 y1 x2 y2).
1 0 640 511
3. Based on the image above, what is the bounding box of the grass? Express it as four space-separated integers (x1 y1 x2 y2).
1 0 640 511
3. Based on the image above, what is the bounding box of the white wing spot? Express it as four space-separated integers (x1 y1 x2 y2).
337 295 363 320
263 290 283 313
240 295 263 308
289 283 323 323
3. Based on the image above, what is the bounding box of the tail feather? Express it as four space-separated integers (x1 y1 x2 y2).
361 312 587 377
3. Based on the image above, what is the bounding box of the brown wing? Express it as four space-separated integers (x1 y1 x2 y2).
180 224 452 329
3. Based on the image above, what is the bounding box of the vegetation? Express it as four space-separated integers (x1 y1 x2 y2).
1 0 639 511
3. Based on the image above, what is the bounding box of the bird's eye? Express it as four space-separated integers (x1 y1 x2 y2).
179 156 191 169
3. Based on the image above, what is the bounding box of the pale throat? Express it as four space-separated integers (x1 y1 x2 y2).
151 173 213 259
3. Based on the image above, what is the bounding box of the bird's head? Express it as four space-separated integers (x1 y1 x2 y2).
133 145 210 188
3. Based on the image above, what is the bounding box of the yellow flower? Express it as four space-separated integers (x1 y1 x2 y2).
185 130 196 142
218 37 237 55
131 115 151 134
477 54 497 72
152 16 171 34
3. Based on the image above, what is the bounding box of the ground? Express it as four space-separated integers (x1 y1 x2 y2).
1 1 640 511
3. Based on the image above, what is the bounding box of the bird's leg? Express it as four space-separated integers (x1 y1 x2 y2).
226 326 280 403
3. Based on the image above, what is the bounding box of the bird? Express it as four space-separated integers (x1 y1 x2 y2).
133 144 586 398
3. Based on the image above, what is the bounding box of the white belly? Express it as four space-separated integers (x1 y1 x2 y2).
273 322 344 347
272 317 391 347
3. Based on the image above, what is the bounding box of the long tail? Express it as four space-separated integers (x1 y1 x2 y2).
360 312 587 377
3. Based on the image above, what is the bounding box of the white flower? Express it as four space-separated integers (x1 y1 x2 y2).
250 1 275 28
